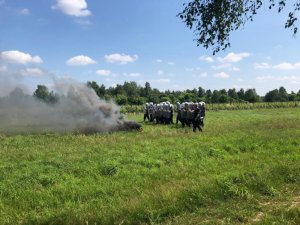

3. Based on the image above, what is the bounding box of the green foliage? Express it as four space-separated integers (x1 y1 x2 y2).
244 88 261 103
265 86 296 102
85 81 300 107
115 94 128 105
178 0 300 54
0 108 300 224
87 81 106 98
33 85 59 104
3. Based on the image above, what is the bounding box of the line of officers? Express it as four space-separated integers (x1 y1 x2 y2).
143 101 206 132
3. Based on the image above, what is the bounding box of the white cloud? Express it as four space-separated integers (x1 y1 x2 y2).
123 72 141 77
193 72 208 78
200 55 214 63
0 65 7 71
273 63 294 70
157 70 164 76
75 19 92 25
233 84 252 90
274 44 283 49
138 78 171 84
21 68 44 77
214 72 230 78
232 67 240 71
105 53 138 64
1 50 43 64
96 69 111 76
273 62 300 70
256 75 300 84
185 68 194 72
254 61 300 70
185 67 202 72
109 83 117 87
218 52 250 63
19 8 30 16
256 75 275 81
154 59 175 65
237 78 244 82
200 72 208 77
153 78 171 83
254 62 271 69
66 55 96 66
212 63 232 70
105 78 114 82
278 76 300 83
265 56 272 60
52 0 91 17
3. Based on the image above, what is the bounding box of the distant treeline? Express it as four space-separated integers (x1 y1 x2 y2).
86 81 300 105
6 81 300 106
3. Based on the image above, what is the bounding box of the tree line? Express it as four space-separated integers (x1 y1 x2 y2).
85 81 300 105
13 81 300 105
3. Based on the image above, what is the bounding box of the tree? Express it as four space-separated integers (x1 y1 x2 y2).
205 89 212 103
178 92 196 102
178 0 299 54
244 89 260 102
265 89 280 102
143 82 152 98
99 84 106 98
198 86 205 98
160 96 171 103
289 91 297 101
33 85 49 101
278 86 288 101
237 88 245 101
219 94 229 103
297 90 300 101
228 88 238 99
115 95 128 105
219 89 227 96
87 81 106 98
33 85 59 104
123 81 139 98
211 90 221 103
114 84 125 96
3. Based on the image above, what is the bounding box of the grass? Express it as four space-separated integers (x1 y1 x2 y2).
121 101 300 113
0 108 299 224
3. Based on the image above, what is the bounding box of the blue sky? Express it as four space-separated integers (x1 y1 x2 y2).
0 0 299 96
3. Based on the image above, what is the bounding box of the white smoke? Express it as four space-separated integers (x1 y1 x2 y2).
0 66 133 135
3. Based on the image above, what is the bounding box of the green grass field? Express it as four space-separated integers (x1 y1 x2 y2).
0 108 299 225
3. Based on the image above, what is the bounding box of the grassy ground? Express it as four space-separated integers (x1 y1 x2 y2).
0 108 299 225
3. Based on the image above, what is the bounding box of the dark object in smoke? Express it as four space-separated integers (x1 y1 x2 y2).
119 120 143 132
82 120 143 134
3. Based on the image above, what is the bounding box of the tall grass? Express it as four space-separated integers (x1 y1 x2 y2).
0 108 299 224
121 101 300 114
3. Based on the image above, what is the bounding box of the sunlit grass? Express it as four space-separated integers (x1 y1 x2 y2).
0 108 299 224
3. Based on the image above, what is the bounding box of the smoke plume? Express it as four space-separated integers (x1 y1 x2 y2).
0 67 135 135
